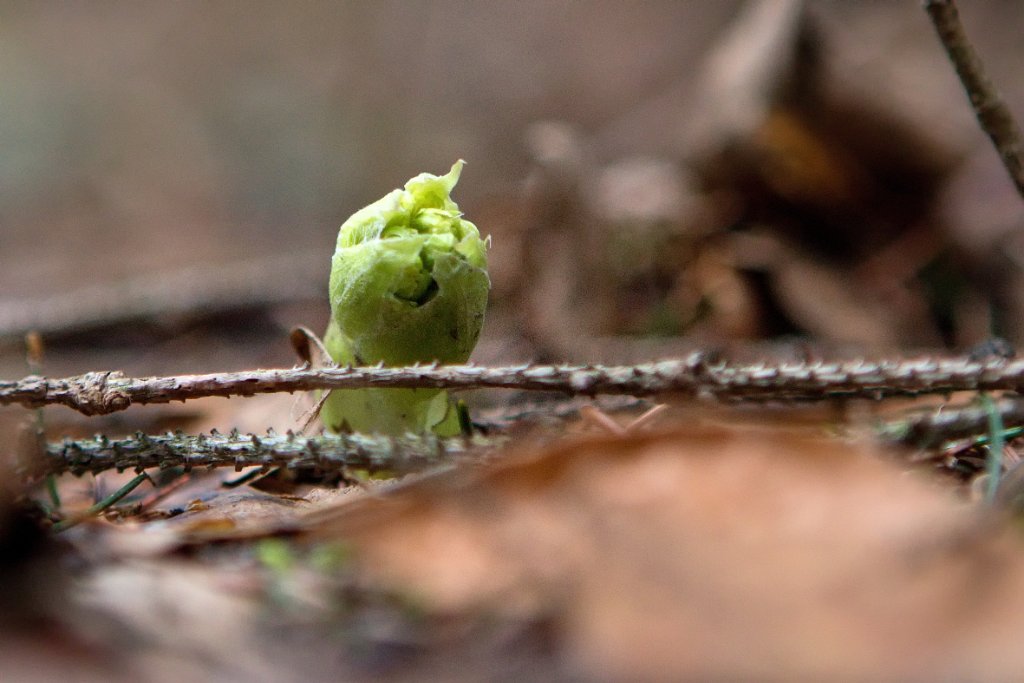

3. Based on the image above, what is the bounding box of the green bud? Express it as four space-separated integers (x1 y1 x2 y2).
322 161 490 435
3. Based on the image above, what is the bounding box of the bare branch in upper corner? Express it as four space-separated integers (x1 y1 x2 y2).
924 0 1024 201
4 354 1024 416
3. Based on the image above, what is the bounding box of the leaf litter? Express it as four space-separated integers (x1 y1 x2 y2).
3 403 1023 681
5 2 1024 681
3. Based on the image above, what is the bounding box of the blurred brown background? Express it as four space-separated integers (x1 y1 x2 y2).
2 0 1023 379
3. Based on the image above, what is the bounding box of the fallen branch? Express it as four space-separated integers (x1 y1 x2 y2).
0 250 325 342
37 430 504 478
880 397 1024 448
38 395 1024 478
3 354 1024 416
924 0 1024 200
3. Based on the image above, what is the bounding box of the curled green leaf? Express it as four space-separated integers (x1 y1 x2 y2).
322 161 490 435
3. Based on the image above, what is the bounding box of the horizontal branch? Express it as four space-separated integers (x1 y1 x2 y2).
0 250 325 342
36 430 504 478
37 396 1024 478
4 354 1024 416
879 397 1024 449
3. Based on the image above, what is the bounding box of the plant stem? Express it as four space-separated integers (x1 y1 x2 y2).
981 394 1006 504
52 472 151 532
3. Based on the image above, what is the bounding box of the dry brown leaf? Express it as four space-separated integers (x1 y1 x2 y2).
301 423 1024 681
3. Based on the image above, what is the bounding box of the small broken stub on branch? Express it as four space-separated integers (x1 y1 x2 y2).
71 371 131 416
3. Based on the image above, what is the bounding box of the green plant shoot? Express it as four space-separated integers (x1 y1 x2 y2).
322 160 489 435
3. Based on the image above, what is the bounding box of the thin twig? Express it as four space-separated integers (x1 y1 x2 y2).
924 0 1024 200
37 430 505 478
3 354 1024 416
